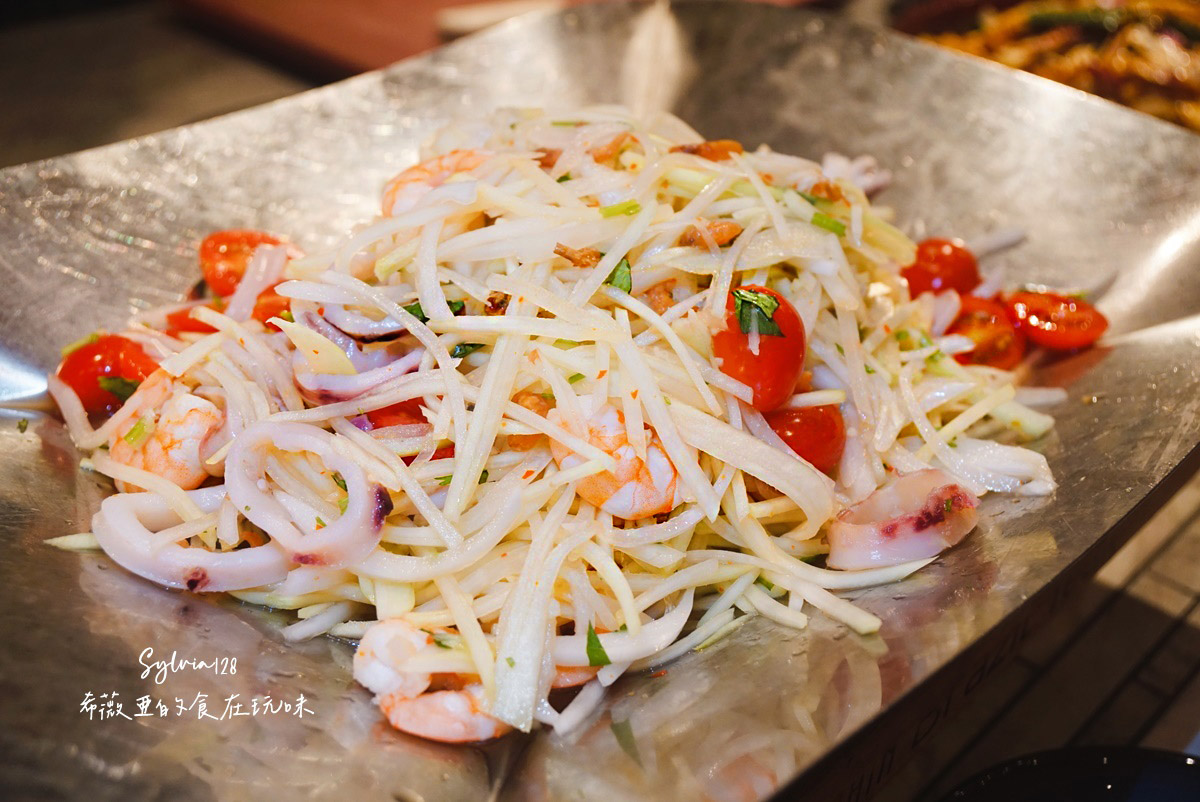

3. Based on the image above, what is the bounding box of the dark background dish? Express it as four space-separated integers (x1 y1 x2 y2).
1 3 1199 800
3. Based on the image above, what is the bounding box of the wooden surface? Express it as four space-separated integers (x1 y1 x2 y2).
171 0 567 78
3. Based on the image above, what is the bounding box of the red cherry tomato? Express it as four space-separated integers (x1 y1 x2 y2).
251 289 291 331
199 229 294 296
712 286 807 412
764 405 846 475
164 304 219 338
365 400 454 463
56 334 160 417
1003 291 1108 350
365 399 427 429
947 295 1027 370
902 238 981 298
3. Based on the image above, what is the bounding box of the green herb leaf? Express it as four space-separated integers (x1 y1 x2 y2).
60 332 99 357
279 310 295 323
944 497 954 513
610 719 642 767
315 516 326 529
731 288 783 337
506 656 516 668
567 372 585 384
17 419 28 434
895 330 909 342
811 211 846 236
436 475 453 486
432 632 460 649
450 342 485 359
538 391 555 401
618 623 628 633
556 173 572 183
551 120 582 127
338 497 348 513
600 200 641 218
332 472 347 491
478 470 489 484
586 622 611 666
403 299 464 323
604 258 632 293
865 364 875 374
552 338 580 349
98 376 140 403
835 343 845 355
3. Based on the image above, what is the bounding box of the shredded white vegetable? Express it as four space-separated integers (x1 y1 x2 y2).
51 105 1060 745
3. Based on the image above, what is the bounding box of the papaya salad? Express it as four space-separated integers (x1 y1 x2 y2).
47 106 1107 744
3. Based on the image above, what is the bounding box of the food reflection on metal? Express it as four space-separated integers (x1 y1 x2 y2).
72 551 496 801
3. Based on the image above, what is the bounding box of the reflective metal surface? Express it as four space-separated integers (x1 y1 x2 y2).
2 3 1199 800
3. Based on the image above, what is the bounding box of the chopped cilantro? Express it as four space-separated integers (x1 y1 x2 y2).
279 310 295 323
538 391 555 401
835 343 845 355
402 299 464 323
436 475 452 486
17 419 28 433
895 330 910 342
586 622 611 666
556 173 572 183
506 656 516 668
552 338 580 349
332 472 347 491
450 342 485 359
865 364 875 374
944 497 954 513
314 516 326 529
338 497 348 513
98 376 139 403
731 288 783 337
478 470 489 484
604 258 632 293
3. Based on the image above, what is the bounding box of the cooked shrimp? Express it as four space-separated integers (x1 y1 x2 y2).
381 149 489 217
644 279 677 315
549 403 682 520
678 219 743 247
353 619 511 744
508 390 554 451
108 370 223 492
669 139 744 161
827 469 979 570
552 665 600 689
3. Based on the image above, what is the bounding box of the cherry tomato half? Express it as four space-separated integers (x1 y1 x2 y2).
365 399 426 429
57 334 159 417
764 405 846 475
164 304 219 338
902 238 981 298
365 400 455 463
947 295 1027 370
1003 291 1108 351
713 286 807 412
251 288 291 331
199 229 295 297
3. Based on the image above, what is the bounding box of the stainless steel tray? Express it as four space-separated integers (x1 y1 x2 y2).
2 3 1199 800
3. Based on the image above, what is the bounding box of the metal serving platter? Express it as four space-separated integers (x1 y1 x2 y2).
2 2 1199 800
